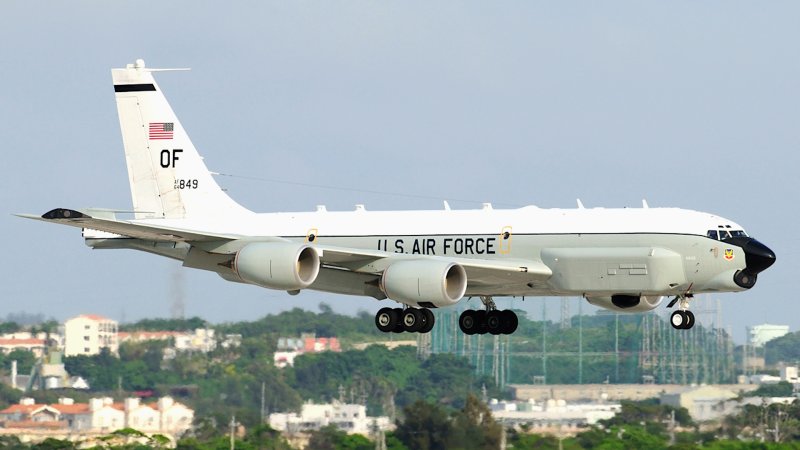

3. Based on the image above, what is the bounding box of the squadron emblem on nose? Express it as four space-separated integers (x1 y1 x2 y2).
724 248 735 261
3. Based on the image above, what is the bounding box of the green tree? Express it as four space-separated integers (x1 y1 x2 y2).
4 348 37 374
307 425 372 450
749 381 794 398
395 400 452 450
120 317 207 332
0 321 21 334
30 438 77 450
448 394 503 450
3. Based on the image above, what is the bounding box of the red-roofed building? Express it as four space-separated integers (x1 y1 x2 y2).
0 338 46 358
0 396 192 435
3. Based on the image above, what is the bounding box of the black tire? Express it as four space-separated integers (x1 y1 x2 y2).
375 307 398 333
487 310 503 335
403 308 425 333
670 310 685 330
684 310 695 329
501 310 518 334
459 310 478 335
419 308 435 333
474 310 488 335
392 308 405 333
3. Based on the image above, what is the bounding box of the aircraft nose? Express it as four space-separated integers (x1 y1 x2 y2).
741 238 776 274
723 236 775 289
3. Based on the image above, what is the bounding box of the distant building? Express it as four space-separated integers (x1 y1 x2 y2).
489 398 620 431
269 400 391 435
174 328 216 353
0 338 47 358
118 328 241 359
274 333 341 368
749 324 790 348
0 396 192 436
64 315 119 357
781 366 799 383
118 330 181 343
660 385 742 421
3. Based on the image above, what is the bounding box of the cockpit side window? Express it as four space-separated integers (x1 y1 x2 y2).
708 229 748 240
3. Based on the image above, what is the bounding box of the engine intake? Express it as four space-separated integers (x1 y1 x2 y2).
234 242 320 291
585 295 663 313
380 260 467 308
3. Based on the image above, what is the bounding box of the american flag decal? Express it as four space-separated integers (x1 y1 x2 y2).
149 122 174 140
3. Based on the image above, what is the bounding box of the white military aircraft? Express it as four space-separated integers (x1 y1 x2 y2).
20 60 776 335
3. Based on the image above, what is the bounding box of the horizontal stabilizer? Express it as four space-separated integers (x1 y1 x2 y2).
17 208 237 242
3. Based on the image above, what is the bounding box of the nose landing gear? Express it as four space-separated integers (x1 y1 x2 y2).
670 309 695 330
667 294 695 330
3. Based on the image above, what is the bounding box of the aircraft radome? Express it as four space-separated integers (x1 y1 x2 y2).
19 60 776 335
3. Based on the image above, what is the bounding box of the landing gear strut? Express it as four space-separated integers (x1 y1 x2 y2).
375 307 435 334
668 294 695 330
458 296 518 335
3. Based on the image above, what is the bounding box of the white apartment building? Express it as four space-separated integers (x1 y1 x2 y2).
64 315 119 357
269 401 392 435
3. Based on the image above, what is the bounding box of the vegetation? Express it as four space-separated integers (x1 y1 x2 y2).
5 307 800 448
765 331 800 366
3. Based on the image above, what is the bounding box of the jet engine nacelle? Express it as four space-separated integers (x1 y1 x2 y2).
380 260 467 308
585 295 663 313
233 242 320 291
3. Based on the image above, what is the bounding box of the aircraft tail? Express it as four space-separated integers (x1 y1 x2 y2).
111 59 251 219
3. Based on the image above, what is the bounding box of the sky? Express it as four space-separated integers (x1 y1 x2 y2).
1 2 798 343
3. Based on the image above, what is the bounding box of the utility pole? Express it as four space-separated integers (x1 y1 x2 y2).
542 299 547 383
230 415 236 450
614 313 619 383
578 301 583 384
261 381 266 423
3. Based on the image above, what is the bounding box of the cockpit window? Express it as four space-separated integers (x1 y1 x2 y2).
707 229 747 240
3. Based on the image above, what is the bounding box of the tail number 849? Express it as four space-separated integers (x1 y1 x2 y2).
174 179 199 189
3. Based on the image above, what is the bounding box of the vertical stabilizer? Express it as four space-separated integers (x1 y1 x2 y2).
112 59 251 219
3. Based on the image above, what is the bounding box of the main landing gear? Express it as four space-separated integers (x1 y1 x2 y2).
458 296 519 335
667 294 695 330
375 307 435 334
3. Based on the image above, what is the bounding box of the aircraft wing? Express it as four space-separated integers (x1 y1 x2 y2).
16 208 237 242
317 245 552 288
20 208 552 291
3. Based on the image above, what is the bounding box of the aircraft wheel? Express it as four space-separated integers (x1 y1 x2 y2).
487 310 503 335
419 308 435 333
474 310 488 335
670 310 686 330
375 307 398 333
501 310 518 334
403 308 425 333
392 308 405 333
684 310 695 329
459 310 479 335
